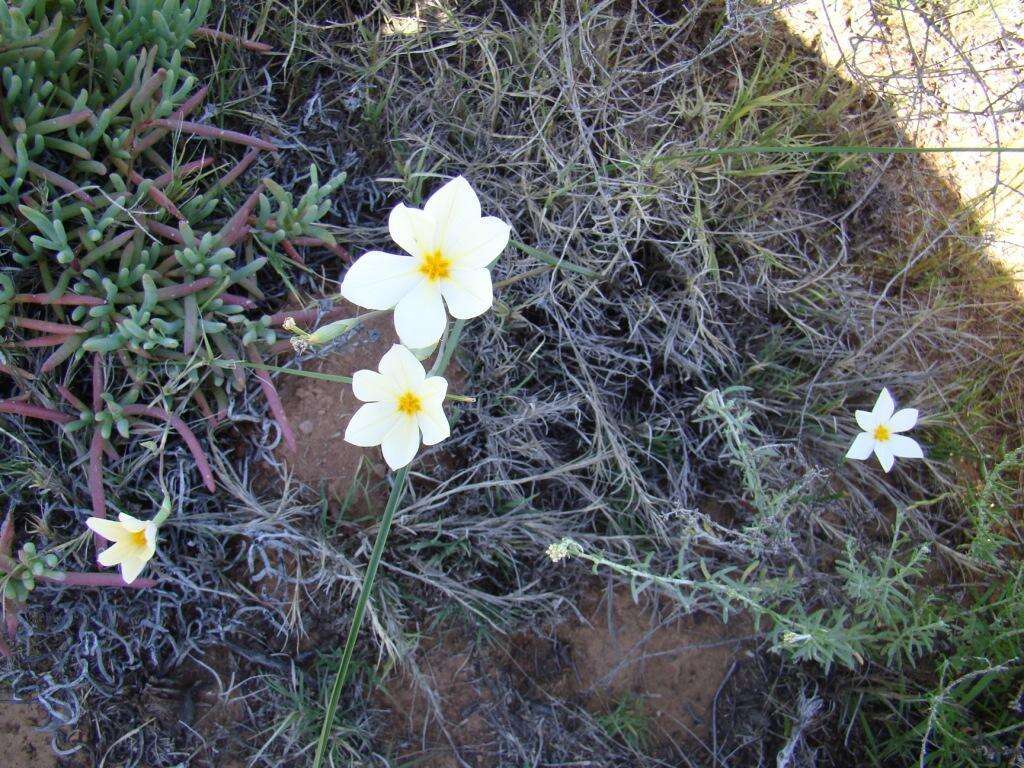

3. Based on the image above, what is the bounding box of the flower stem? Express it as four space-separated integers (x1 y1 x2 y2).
312 465 410 768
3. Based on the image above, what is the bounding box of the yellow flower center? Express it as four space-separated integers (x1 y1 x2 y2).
127 528 148 552
873 424 891 442
419 250 452 282
396 391 423 416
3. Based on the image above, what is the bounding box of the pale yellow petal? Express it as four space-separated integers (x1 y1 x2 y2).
380 416 420 470
345 402 400 447
440 268 493 319
86 518 127 542
119 556 149 585
394 280 446 349
423 176 480 244
340 251 420 310
389 203 438 258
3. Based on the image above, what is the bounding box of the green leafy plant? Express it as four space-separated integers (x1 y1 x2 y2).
0 0 343 516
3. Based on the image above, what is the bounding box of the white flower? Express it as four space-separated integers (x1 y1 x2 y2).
85 512 159 584
344 344 450 470
340 176 511 349
845 388 923 472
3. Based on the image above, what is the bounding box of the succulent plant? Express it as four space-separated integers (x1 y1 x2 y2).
0 0 343 507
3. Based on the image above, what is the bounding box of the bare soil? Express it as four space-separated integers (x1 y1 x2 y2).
274 307 399 503
378 587 750 765
0 701 57 768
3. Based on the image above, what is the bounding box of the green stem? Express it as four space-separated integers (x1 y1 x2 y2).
312 318 469 767
312 465 410 768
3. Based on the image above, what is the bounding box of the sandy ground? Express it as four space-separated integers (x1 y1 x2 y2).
773 0 1024 279
0 702 57 768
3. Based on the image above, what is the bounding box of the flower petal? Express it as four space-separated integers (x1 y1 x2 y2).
86 517 127 542
854 410 877 433
341 251 420 310
378 344 427 391
394 279 447 349
141 524 158 559
345 401 400 447
389 203 438 258
845 433 874 460
872 388 895 423
888 408 919 433
117 512 147 532
874 442 895 472
98 538 136 567
441 268 493 319
418 402 450 446
443 216 511 269
119 556 148 585
423 176 481 242
419 375 448 406
888 434 924 459
352 369 395 402
380 416 420 470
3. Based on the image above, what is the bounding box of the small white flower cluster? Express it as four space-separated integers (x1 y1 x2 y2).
546 540 572 563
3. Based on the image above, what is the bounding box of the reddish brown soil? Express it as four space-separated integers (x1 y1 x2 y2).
379 586 750 765
551 587 749 745
274 308 398 503
0 702 57 768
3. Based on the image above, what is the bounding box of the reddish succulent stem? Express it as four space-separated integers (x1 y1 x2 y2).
144 119 276 151
266 303 350 328
56 385 88 412
92 354 103 411
145 219 185 243
0 363 34 380
121 405 216 491
216 146 259 190
27 160 92 203
0 511 13 557
195 26 273 52
34 109 94 133
19 334 71 348
145 183 186 221
10 317 83 335
218 293 257 309
4 605 16 642
170 85 211 123
133 86 210 154
14 293 105 307
154 277 216 301
192 389 220 425
88 430 106 522
0 400 72 424
221 184 264 246
280 238 305 265
0 516 18 649
45 572 157 589
246 345 297 452
40 334 84 373
292 238 349 259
